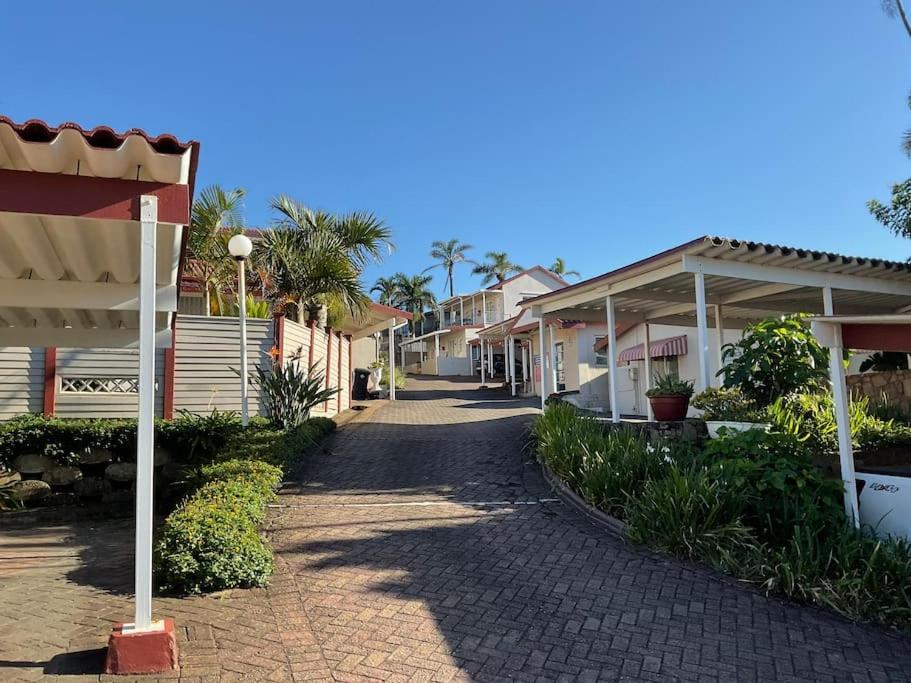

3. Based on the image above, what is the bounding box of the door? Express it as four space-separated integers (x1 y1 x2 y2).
554 342 566 392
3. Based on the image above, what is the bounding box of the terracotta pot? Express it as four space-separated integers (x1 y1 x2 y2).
648 394 690 421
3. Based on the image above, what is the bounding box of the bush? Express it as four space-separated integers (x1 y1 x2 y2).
154 460 282 594
226 418 336 471
0 415 136 469
158 410 246 465
625 465 760 571
251 349 339 429
691 387 764 422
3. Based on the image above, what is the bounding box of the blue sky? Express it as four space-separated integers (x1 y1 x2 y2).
2 2 910 298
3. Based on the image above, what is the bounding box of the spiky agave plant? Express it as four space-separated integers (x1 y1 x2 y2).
252 348 339 429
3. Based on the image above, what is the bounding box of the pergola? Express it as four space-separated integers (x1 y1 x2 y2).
0 117 198 671
343 303 412 400
522 236 911 526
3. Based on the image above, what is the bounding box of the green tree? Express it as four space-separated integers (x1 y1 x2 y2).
256 195 393 325
423 239 475 297
471 251 523 286
392 273 436 334
881 0 911 155
187 185 246 316
868 178 911 241
549 257 581 280
371 276 400 305
719 315 830 407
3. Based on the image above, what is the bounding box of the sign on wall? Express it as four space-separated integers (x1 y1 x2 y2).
857 471 911 540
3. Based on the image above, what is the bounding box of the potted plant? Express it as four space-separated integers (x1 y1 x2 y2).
691 387 770 438
645 373 694 421
367 359 385 392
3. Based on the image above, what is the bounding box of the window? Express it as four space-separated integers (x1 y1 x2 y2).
594 336 608 367
652 356 679 382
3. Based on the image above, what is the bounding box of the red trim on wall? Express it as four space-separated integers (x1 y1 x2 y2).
337 332 343 413
43 348 57 416
324 327 333 411
346 334 353 408
308 319 316 368
0 169 190 224
841 324 911 353
273 313 285 367
163 327 176 420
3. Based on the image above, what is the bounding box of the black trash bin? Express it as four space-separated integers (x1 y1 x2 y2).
352 368 371 401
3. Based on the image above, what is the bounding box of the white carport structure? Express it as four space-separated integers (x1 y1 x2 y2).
477 316 519 393
400 328 447 376
0 117 198 670
524 236 911 414
346 303 412 400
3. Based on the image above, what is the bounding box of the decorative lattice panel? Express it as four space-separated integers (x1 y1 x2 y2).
60 377 139 394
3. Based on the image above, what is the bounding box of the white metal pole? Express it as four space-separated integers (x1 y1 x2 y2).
388 325 396 401
135 195 157 630
605 296 620 423
822 286 860 526
694 271 711 392
460 299 464 325
520 341 527 388
538 319 547 409
482 291 487 324
488 340 494 375
643 322 654 421
714 303 724 387
435 334 441 375
237 259 249 427
549 325 557 392
480 339 487 384
509 335 517 396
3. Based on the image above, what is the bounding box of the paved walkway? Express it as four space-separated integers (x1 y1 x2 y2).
2 376 911 681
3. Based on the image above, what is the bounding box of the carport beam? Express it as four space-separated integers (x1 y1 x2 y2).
605 296 620 423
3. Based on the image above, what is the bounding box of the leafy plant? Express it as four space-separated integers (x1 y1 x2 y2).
423 239 476 298
161 410 245 465
471 251 524 286
251 348 339 429
549 257 580 280
691 387 764 422
719 315 830 407
645 372 694 398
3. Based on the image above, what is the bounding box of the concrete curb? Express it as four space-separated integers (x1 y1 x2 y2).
540 462 627 539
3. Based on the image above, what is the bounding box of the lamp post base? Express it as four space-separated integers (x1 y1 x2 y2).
104 618 178 675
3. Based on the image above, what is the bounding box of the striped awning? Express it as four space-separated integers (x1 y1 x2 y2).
595 334 688 361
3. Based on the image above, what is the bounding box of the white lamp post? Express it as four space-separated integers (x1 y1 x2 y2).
228 233 253 426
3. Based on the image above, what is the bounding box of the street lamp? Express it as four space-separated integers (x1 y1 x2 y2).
228 233 253 426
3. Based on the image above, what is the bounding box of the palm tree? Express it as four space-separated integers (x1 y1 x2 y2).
255 195 393 325
471 251 523 286
423 239 475 297
392 273 436 334
371 276 400 305
187 185 246 315
549 257 581 280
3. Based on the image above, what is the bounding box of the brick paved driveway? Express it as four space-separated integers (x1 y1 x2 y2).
2 375 911 681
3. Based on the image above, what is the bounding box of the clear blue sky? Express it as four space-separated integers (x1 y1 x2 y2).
3 2 910 298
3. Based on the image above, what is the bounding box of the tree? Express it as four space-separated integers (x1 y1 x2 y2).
881 1 911 155
471 251 523 286
549 257 581 280
187 185 246 316
719 315 830 407
868 178 911 240
256 195 393 325
392 273 436 334
859 351 909 372
371 276 400 305
423 239 475 297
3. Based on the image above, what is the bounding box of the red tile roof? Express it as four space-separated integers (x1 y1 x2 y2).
0 116 195 155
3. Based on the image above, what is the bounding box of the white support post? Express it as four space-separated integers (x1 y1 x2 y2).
460 299 464 325
822 286 860 526
134 196 157 631
643 322 654 421
714 304 724 387
605 296 620 423
509 335 517 396
482 291 487 324
520 341 527 389
694 270 711 392
237 259 249 427
480 339 487 384
549 325 558 392
434 334 440 375
538 319 547 410
400 341 405 374
488 340 495 375
388 325 396 401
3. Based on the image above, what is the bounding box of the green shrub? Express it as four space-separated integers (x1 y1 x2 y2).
531 402 596 487
625 465 760 571
0 415 136 469
226 418 336 471
158 410 245 465
698 429 843 545
251 350 339 429
198 459 283 496
691 387 765 422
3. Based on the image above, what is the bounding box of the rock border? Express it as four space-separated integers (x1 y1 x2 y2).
539 461 627 539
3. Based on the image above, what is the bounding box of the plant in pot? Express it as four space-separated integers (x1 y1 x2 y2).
645 373 694 422
367 358 386 393
691 387 770 438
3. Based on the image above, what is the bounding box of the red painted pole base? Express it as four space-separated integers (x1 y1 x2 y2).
104 618 179 675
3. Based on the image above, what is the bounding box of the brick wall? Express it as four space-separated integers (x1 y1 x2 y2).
846 369 911 410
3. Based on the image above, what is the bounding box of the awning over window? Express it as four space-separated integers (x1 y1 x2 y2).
594 334 688 360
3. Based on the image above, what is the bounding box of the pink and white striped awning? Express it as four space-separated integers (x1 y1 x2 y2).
609 334 688 362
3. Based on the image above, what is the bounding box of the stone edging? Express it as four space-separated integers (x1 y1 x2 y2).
540 461 627 539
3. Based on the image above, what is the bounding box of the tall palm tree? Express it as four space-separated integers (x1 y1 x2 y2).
392 273 436 334
423 239 475 298
549 257 581 280
187 185 246 315
371 276 400 305
471 251 523 286
255 195 393 325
